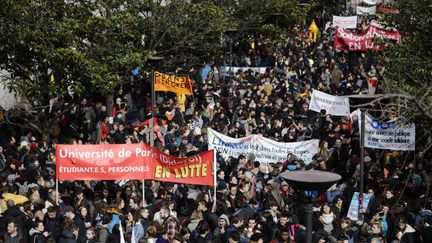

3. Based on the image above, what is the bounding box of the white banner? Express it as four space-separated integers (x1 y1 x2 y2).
332 16 358 29
208 129 319 164
309 89 350 116
364 113 415 151
219 66 267 77
357 6 377 15
349 108 361 126
363 0 378 5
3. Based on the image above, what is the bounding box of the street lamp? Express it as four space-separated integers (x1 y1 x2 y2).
147 56 164 148
225 29 238 79
359 110 366 217
142 56 164 207
280 170 342 243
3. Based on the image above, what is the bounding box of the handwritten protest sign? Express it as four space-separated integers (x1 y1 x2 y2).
334 25 401 51
154 71 192 95
309 89 350 116
332 16 357 29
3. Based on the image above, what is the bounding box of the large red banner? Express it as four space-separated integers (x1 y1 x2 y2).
377 7 399 14
56 144 215 186
334 25 401 51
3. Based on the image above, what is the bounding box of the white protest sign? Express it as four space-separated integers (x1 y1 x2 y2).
219 66 267 76
309 89 350 116
332 16 358 29
363 0 378 5
357 6 377 15
364 113 415 151
208 129 319 164
349 108 361 126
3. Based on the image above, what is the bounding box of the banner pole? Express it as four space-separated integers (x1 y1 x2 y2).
142 179 146 207
56 179 59 206
359 110 365 220
145 66 157 208
212 149 217 213
213 150 217 194
150 68 155 148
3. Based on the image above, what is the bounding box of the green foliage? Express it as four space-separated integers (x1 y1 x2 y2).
0 0 238 100
0 0 309 133
215 0 311 36
378 0 432 118
0 0 148 101
0 0 309 102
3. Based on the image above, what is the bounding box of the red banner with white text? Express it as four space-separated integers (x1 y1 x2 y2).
334 25 401 51
56 144 215 186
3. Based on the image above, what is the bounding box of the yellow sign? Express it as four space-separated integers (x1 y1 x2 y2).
154 71 192 95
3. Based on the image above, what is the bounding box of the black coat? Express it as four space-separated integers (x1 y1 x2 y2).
43 214 62 241
29 230 47 243
391 224 416 243
71 216 87 243
191 235 211 243
202 210 219 231
0 206 26 235
420 226 432 243
59 230 78 243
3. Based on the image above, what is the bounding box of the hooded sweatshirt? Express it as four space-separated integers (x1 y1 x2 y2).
29 228 46 243
398 224 416 243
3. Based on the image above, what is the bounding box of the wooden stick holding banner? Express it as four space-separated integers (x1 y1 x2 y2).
212 149 217 213
214 150 217 193
147 56 164 207
142 179 146 207
359 111 365 220
56 179 59 205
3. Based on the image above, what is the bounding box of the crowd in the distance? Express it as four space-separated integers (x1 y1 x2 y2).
0 7 432 243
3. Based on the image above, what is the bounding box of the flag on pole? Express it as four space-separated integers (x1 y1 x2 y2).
136 117 165 143
50 72 55 86
131 224 137 243
154 71 193 95
368 77 378 95
119 222 126 243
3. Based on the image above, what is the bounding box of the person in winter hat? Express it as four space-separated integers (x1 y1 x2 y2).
214 214 230 237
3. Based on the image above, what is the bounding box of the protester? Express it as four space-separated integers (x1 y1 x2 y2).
0 3 431 243
4 219 26 243
29 220 49 243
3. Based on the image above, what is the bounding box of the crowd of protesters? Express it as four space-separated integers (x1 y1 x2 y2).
1 6 432 243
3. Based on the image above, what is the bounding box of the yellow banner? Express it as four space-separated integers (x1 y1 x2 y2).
154 71 192 95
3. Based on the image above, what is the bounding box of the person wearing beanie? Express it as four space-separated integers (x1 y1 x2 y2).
213 214 230 238
219 214 230 226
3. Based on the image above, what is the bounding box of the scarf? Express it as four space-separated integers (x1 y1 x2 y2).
322 212 335 225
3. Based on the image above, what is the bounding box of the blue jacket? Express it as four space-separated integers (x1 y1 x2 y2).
108 214 120 233
128 223 145 241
